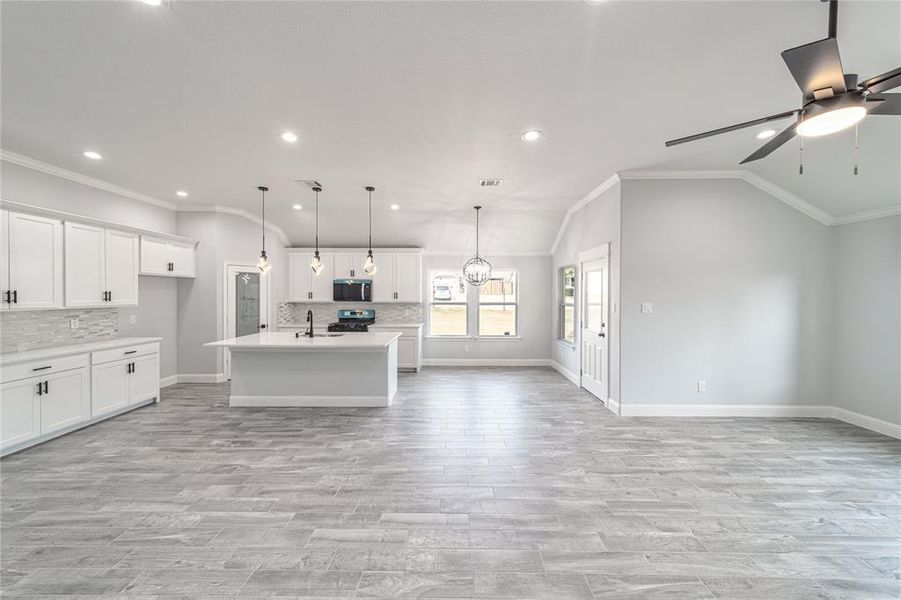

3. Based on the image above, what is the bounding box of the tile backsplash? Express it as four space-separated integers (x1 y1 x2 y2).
278 302 423 328
0 308 118 353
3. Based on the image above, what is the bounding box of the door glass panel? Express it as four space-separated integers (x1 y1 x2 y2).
235 272 260 336
585 270 603 331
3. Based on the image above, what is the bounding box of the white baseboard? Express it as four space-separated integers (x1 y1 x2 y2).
606 396 621 416
159 375 178 388
229 394 391 408
177 373 227 383
830 407 901 439
550 360 579 385
619 403 834 418
422 358 552 367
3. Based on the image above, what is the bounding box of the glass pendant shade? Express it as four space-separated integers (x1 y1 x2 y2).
310 252 324 275
256 186 271 273
363 186 377 275
363 252 377 275
463 205 492 286
311 186 324 275
257 251 271 273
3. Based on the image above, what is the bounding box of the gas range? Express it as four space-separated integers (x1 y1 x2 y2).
327 309 375 333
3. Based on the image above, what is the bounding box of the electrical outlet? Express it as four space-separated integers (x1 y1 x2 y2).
129 315 137 325
69 318 79 329
697 380 707 392
612 302 618 313
641 302 654 314
463 344 470 353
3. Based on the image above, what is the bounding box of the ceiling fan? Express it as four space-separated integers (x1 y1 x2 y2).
665 0 900 165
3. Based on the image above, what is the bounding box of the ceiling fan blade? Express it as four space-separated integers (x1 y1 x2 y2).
739 123 798 165
867 93 901 115
859 67 901 94
781 38 847 99
665 110 797 147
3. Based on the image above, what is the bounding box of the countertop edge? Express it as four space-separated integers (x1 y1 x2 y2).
0 337 163 366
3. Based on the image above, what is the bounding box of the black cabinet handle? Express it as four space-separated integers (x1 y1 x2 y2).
124 350 137 355
32 365 52 372
12 290 17 304
3 290 9 304
36 382 43 396
131 362 136 373
260 324 267 329
108 290 112 302
43 381 48 394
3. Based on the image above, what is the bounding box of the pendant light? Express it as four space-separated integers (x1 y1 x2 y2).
310 186 324 275
363 185 377 275
463 206 491 286
256 185 271 273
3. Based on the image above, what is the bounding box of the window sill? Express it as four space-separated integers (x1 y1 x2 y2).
425 335 474 341
476 336 522 341
555 340 576 351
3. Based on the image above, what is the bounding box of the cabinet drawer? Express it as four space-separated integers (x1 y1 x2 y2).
0 353 89 384
92 343 159 366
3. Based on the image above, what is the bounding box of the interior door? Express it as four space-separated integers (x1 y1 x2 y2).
8 212 64 309
371 253 396 303
104 229 139 306
394 253 421 302
581 257 609 402
224 264 270 379
65 222 106 307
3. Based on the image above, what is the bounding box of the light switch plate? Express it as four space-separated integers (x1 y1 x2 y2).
641 302 654 314
129 315 137 325
69 318 79 329
697 380 707 392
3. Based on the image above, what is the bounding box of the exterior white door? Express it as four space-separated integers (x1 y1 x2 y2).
104 229 139 306
8 212 64 309
580 257 609 402
224 264 270 379
394 253 421 302
65 222 106 307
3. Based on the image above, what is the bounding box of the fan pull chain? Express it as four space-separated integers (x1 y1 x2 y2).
853 123 859 176
799 135 804 175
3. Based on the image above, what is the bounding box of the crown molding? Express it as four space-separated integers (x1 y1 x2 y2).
550 174 621 254
831 204 901 226
177 204 290 245
0 149 178 211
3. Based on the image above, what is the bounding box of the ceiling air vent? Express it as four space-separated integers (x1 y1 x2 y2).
295 179 323 189
479 179 503 187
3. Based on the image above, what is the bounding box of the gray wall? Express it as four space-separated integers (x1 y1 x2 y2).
831 216 901 425
619 179 833 409
1 163 180 378
422 254 552 362
552 183 621 404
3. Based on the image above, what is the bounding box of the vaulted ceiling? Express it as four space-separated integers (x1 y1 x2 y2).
2 1 898 252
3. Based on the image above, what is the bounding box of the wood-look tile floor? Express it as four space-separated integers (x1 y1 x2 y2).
2 367 900 599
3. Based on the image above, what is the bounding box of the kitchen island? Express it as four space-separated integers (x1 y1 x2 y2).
204 331 399 407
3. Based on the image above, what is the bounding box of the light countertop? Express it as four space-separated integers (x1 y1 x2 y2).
0 337 162 366
279 322 423 330
205 331 401 351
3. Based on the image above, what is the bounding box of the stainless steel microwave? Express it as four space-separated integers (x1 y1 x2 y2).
333 279 372 302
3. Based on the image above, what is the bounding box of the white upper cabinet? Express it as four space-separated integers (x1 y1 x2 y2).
0 210 64 310
334 252 368 279
287 251 334 302
394 253 422 302
65 223 139 308
371 254 396 303
140 236 196 278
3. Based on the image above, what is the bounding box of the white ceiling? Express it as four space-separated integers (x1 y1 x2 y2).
2 1 899 252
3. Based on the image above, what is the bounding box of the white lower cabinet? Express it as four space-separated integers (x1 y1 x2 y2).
369 325 422 371
0 340 160 456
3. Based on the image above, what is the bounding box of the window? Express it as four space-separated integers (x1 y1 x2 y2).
559 265 575 344
479 269 517 336
429 270 467 336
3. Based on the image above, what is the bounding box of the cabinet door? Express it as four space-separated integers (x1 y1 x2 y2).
334 253 367 278
310 252 335 302
91 360 130 417
129 353 159 404
8 212 64 309
40 368 89 435
396 336 416 368
65 222 106 307
371 253 396 303
105 229 139 306
168 241 196 277
0 210 9 311
286 252 313 301
394 253 422 302
140 236 170 275
0 378 40 450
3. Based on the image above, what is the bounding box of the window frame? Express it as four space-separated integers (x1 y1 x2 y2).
476 268 519 338
558 264 576 346
427 269 469 337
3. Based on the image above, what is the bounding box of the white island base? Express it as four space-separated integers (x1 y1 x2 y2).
205 332 399 407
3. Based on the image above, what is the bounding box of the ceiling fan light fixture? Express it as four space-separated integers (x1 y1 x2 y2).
756 129 777 140
796 94 868 137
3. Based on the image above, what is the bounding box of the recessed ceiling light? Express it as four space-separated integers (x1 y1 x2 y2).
390 204 400 210
176 190 188 198
521 129 543 142
83 151 102 160
281 132 299 143
292 204 303 211
141 0 162 5
756 129 777 140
